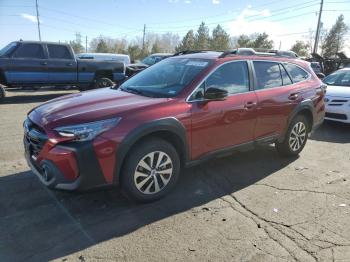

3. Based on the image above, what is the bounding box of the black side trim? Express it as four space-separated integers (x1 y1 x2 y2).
114 117 189 184
57 141 107 190
186 141 255 168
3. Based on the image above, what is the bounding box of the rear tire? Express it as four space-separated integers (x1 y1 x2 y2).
276 115 309 157
120 138 180 203
94 77 114 88
0 85 5 101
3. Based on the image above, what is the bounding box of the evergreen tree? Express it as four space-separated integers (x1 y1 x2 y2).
151 40 162 53
236 35 252 47
210 25 230 50
322 14 349 57
95 39 110 53
176 30 195 51
195 22 210 50
251 33 273 49
290 41 310 57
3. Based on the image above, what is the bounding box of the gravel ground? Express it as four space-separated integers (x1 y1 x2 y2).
1 88 350 262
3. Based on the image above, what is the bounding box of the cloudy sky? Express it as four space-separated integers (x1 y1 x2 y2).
0 0 349 52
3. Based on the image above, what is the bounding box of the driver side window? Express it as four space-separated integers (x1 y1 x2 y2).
206 61 249 95
189 61 250 101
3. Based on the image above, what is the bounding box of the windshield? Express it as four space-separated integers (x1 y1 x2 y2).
0 42 18 57
141 56 159 65
323 70 350 86
120 58 212 97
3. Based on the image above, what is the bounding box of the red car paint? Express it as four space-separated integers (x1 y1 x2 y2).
24 53 325 190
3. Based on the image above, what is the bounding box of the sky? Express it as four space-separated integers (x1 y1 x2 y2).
0 0 349 53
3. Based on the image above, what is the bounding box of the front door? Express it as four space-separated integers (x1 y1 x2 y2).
6 43 48 84
190 61 258 159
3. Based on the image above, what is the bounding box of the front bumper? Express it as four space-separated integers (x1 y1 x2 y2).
24 132 109 191
325 97 350 123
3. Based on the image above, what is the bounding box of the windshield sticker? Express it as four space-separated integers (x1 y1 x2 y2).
186 61 208 67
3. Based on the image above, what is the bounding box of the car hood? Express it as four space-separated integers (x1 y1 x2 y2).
325 85 350 98
29 88 168 129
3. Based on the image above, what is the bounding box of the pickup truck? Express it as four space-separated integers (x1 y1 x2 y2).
0 41 126 91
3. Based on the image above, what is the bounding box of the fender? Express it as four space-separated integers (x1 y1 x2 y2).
113 117 189 183
279 99 315 142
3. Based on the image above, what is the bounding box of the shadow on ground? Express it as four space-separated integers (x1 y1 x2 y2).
310 120 350 143
1 88 76 104
0 146 296 262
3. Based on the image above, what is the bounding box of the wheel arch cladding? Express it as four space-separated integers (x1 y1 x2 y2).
114 118 189 184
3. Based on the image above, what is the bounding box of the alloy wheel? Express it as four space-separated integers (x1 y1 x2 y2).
134 151 173 194
289 122 307 151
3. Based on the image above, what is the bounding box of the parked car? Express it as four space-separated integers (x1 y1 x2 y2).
0 41 126 91
323 68 350 123
24 48 325 202
126 53 172 77
77 53 130 65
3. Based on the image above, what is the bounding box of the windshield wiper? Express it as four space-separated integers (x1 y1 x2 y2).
121 86 153 97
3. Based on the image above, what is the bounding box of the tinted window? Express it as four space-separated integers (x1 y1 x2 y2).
284 63 309 83
206 61 249 94
280 64 292 85
48 45 72 59
0 42 18 57
254 61 282 89
14 44 45 59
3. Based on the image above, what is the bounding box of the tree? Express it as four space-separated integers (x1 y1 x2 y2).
127 44 143 62
151 40 162 53
195 22 210 50
290 41 310 57
176 30 195 51
69 32 84 53
236 34 252 47
95 39 110 53
250 33 273 49
210 25 230 50
322 14 349 57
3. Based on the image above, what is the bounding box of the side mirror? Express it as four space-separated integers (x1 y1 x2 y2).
316 72 325 80
204 86 228 101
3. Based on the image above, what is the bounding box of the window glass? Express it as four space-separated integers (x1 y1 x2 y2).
280 64 292 85
284 63 309 83
120 58 212 98
48 44 72 59
0 42 18 57
323 70 350 87
254 61 282 89
205 61 249 95
14 44 45 59
189 82 205 100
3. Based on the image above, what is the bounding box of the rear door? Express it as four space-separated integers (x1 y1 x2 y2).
6 43 48 84
252 61 305 139
190 61 258 159
46 44 77 84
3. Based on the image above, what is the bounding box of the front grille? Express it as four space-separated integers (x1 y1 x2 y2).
24 118 48 157
327 98 349 106
325 112 348 120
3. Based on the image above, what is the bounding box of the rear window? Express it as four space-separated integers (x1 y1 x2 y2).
284 63 309 83
47 44 72 59
253 61 282 90
14 44 45 59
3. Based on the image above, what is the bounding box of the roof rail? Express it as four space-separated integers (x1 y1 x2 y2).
172 50 213 56
219 48 298 59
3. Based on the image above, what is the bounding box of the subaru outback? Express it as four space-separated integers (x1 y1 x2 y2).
24 49 325 202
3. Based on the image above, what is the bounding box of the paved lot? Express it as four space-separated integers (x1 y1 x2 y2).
1 88 350 262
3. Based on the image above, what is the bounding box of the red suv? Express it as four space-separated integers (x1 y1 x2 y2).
24 49 325 202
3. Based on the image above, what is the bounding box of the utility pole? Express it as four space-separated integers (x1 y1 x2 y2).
313 0 323 54
35 0 41 41
279 41 282 50
85 36 88 53
142 24 146 52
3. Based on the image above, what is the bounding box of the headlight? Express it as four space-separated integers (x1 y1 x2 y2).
54 118 121 141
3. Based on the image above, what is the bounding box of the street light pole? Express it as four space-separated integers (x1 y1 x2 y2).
313 0 323 54
35 0 41 41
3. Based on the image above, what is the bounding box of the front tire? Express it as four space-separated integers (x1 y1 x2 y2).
276 115 309 157
121 138 180 203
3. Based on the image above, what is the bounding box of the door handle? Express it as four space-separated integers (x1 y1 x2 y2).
40 61 47 65
288 93 299 100
244 101 257 110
